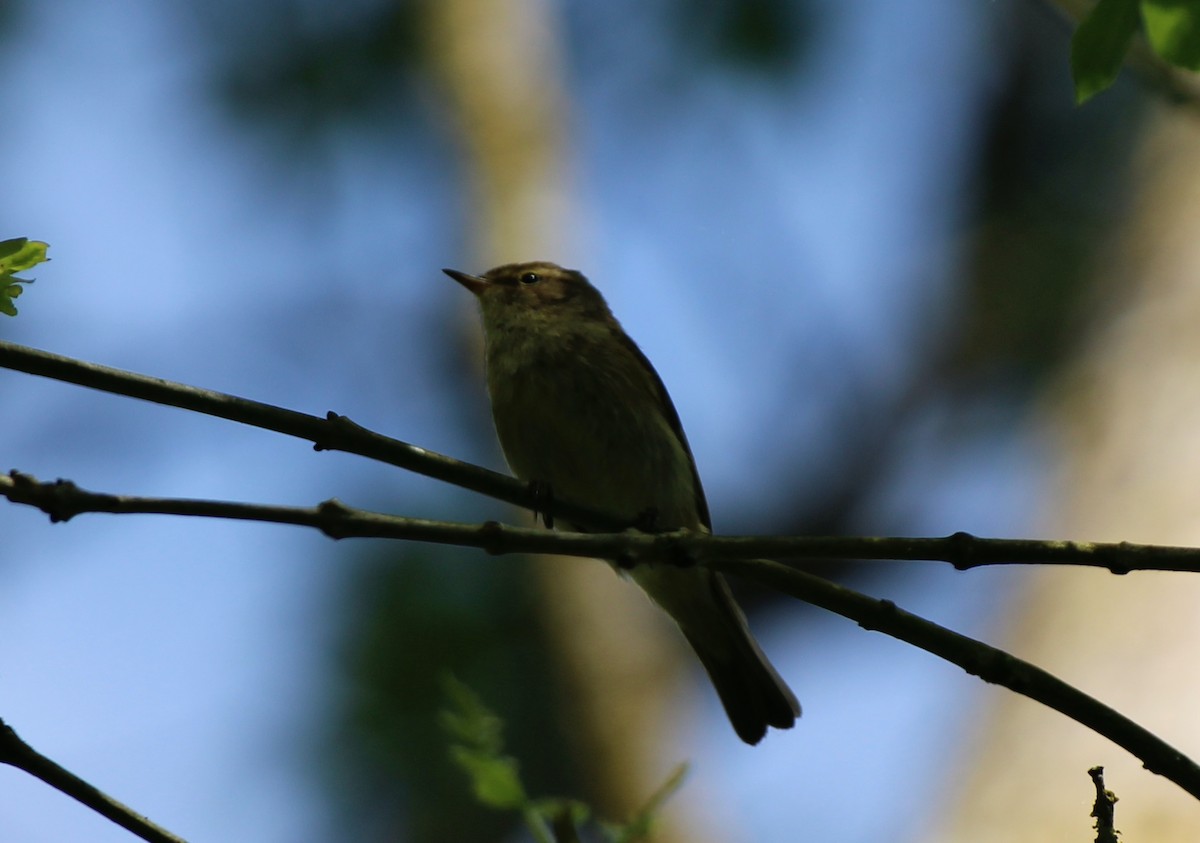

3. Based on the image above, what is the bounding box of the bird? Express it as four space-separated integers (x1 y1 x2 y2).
445 261 799 744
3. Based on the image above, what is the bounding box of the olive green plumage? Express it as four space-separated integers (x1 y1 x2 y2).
446 261 799 744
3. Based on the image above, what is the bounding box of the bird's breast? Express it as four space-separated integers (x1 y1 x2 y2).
484 336 700 529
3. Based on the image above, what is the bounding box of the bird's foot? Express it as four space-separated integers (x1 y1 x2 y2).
632 506 661 533
527 480 555 529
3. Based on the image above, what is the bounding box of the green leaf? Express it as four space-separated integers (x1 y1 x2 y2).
438 674 505 754
440 674 530 811
1142 0 1200 69
539 799 589 843
0 238 49 317
448 746 527 809
0 237 28 261
1071 0 1142 104
0 238 50 275
0 284 20 317
604 764 688 843
530 797 590 829
438 673 686 843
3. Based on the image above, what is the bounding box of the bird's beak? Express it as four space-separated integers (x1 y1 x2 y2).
443 268 490 295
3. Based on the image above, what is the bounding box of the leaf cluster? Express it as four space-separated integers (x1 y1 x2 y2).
1072 0 1200 103
440 675 686 843
0 237 48 317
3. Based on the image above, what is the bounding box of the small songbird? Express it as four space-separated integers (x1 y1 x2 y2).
445 261 799 744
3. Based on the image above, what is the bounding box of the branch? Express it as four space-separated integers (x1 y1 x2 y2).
0 718 187 843
0 340 623 530
1088 766 1120 843
714 557 1200 803
5 471 1200 574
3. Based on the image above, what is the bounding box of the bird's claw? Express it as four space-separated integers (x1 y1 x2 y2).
528 480 555 529
633 507 661 533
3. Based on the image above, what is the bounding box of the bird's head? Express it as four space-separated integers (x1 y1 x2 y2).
443 262 614 332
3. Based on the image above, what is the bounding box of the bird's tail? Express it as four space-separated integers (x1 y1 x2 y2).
631 564 800 744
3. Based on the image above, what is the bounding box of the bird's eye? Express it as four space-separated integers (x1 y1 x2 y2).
519 272 540 285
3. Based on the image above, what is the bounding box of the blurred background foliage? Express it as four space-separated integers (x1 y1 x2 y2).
0 0 1177 840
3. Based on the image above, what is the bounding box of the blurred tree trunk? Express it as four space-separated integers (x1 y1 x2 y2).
930 109 1200 840
427 1 704 838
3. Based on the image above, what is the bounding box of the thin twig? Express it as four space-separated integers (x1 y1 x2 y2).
1088 766 1120 843
5 471 1200 573
0 718 187 843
